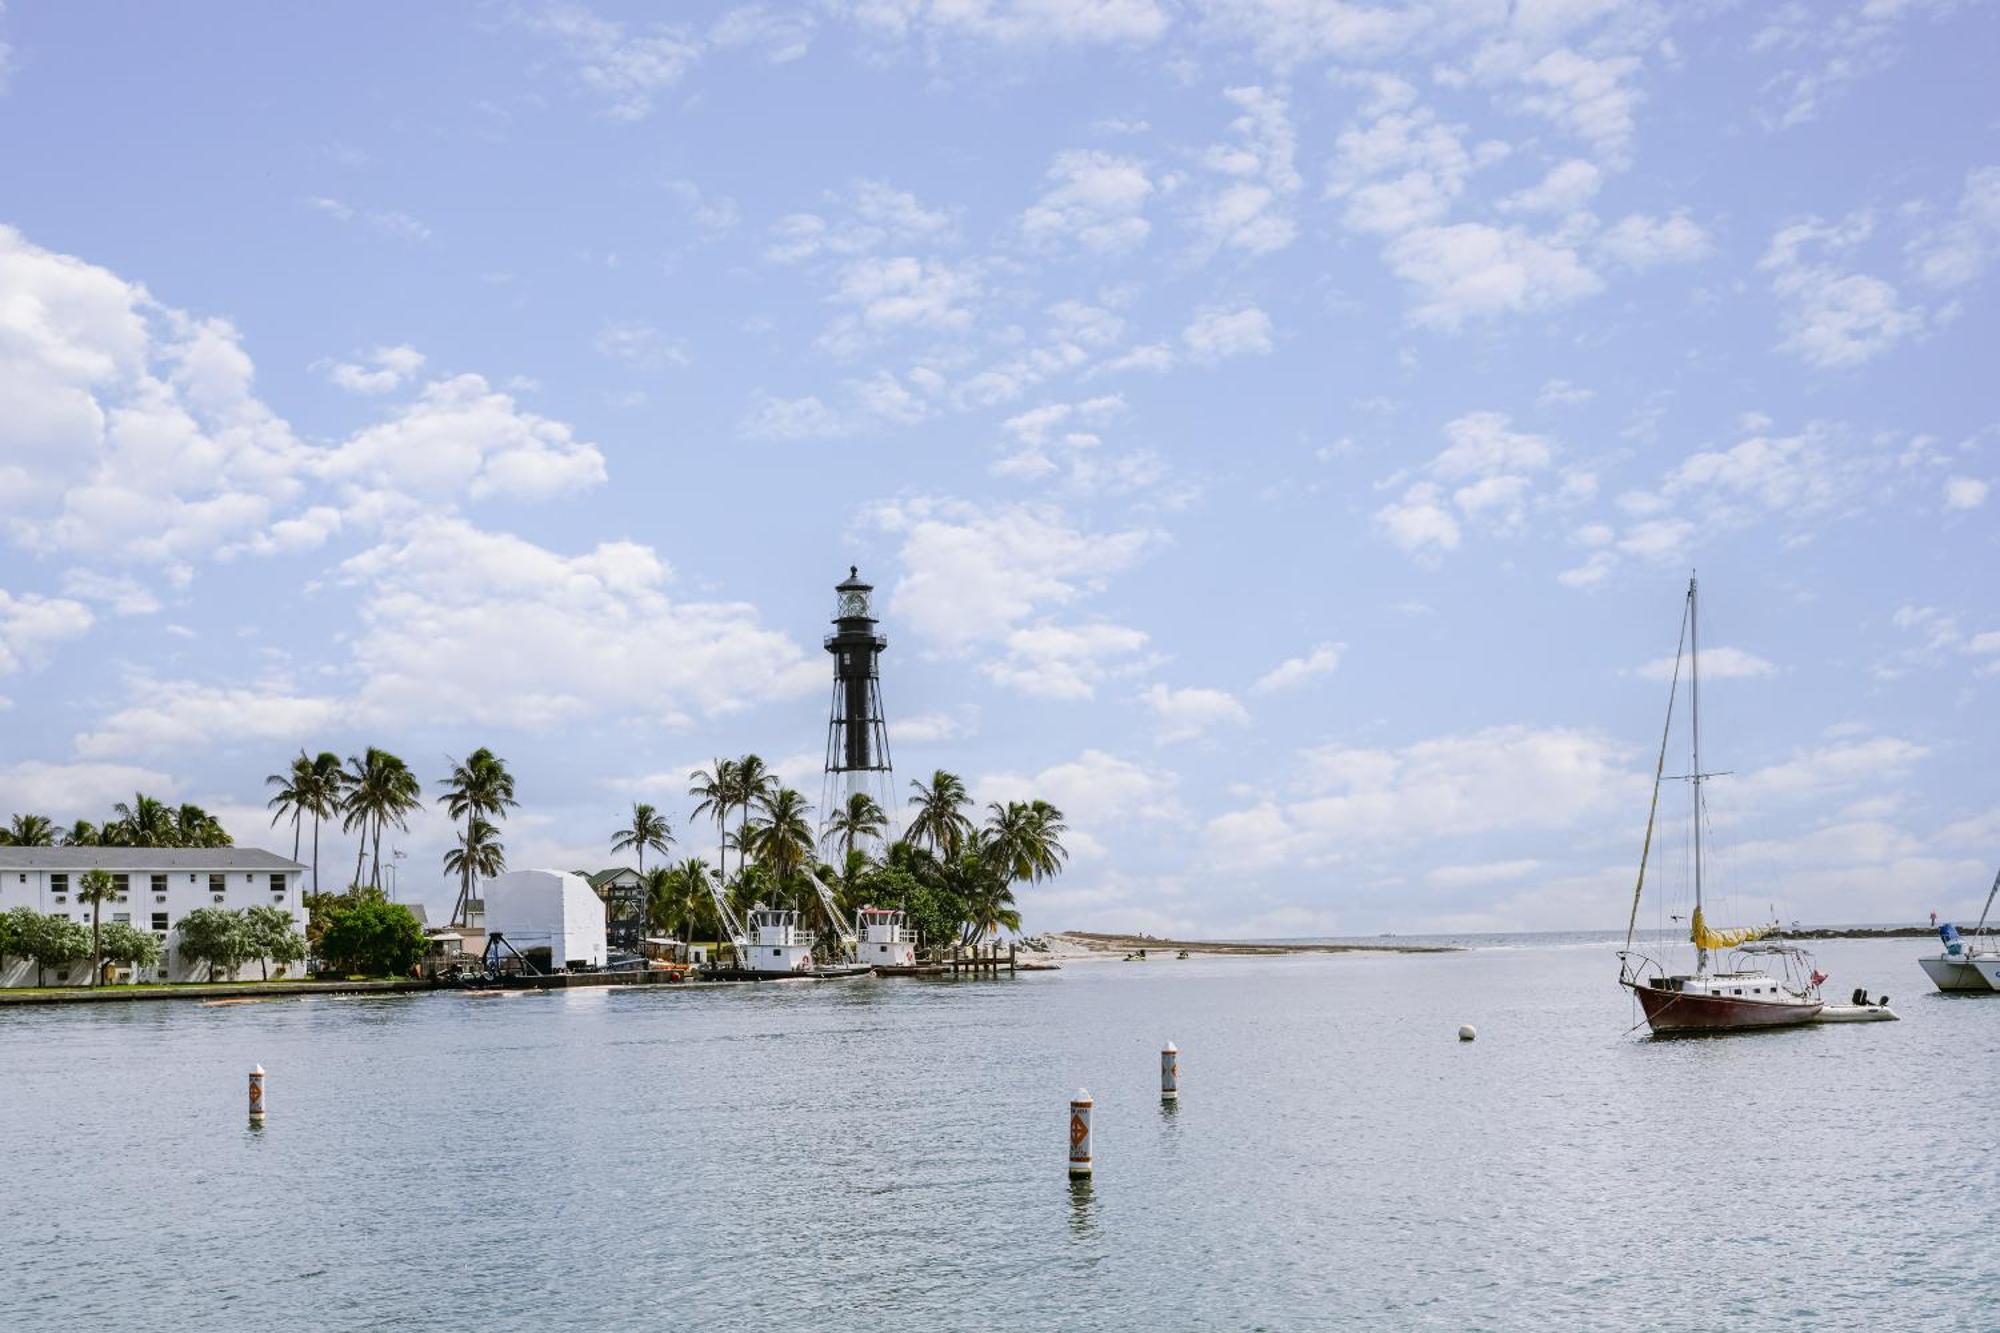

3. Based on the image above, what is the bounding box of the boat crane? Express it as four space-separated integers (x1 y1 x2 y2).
702 865 750 967
803 866 858 961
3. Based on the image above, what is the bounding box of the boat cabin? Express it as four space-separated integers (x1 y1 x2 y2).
746 907 815 973
856 906 916 967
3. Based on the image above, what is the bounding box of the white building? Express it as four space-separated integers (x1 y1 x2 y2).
480 870 607 973
0 847 308 986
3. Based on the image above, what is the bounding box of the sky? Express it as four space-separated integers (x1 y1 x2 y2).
0 0 1995 936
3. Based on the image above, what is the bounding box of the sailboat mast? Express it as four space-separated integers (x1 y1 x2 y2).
1690 574 1706 971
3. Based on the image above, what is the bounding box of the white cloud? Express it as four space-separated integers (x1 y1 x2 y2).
1761 214 1923 368
1374 482 1460 555
977 748 1180 860
1140 682 1249 743
324 345 425 395
75 679 342 758
1182 306 1274 362
739 392 849 440
593 321 690 370
337 518 820 729
1206 724 1639 871
764 179 956 264
1908 166 2000 290
322 373 607 505
1328 92 1489 236
1426 859 1541 889
1944 476 1989 510
520 4 701 121
709 5 816 62
1251 642 1344 695
1516 48 1644 165
1596 211 1711 269
1188 86 1300 257
840 0 1170 48
1021 150 1153 254
1633 646 1777 681
1376 411 1567 557
58 570 160 616
1499 159 1601 216
1386 223 1602 329
0 759 180 820
989 622 1152 699
0 589 93 676
825 256 982 345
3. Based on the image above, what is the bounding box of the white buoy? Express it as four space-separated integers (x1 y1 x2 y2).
1161 1042 1179 1101
1068 1089 1093 1177
248 1064 267 1124
1458 1024 1476 1042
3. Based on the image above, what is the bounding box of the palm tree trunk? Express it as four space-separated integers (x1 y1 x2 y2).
311 814 321 895
371 820 383 889
292 818 301 863
353 835 367 891
91 917 102 987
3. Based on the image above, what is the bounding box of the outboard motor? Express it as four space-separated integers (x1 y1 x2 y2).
1852 987 1868 1006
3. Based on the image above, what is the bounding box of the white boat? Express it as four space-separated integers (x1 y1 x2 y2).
855 905 917 969
1814 1004 1899 1023
1918 867 1999 993
735 907 818 977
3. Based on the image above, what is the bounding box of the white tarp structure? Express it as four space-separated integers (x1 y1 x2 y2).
481 870 607 971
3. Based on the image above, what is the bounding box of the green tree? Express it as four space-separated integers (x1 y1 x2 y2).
749 787 816 909
77 867 116 986
443 817 507 910
242 904 307 980
981 799 1070 887
5 813 56 846
108 792 177 847
821 791 887 863
97 920 162 980
343 748 422 890
732 754 777 869
21 911 90 986
173 802 231 848
266 752 314 862
688 758 739 892
176 907 251 982
319 898 425 977
296 751 346 897
611 801 674 875
439 747 519 925
0 905 34 971
59 819 100 847
906 770 974 860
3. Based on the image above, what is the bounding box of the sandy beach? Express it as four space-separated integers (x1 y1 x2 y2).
1035 931 1458 957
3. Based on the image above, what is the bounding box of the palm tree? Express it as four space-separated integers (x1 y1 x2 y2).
906 770 974 860
296 752 345 896
748 787 815 907
821 791 887 863
611 802 673 875
173 803 231 848
59 819 100 847
78 868 115 985
266 753 314 861
442 818 507 905
981 799 1070 886
440 748 519 926
109 793 176 847
5 813 56 846
343 748 422 889
732 754 777 868
688 758 739 892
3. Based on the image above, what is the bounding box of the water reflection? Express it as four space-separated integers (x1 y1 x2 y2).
1067 1177 1096 1239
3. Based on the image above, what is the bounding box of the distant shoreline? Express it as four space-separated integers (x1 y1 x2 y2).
1039 931 1459 957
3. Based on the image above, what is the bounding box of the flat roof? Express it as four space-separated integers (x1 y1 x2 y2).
0 847 306 871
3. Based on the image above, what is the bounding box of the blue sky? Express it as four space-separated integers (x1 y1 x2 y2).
1 0 1995 935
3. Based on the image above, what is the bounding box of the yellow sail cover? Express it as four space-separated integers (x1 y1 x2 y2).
1690 906 1772 950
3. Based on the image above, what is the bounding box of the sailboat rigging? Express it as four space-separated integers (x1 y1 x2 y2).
1618 575 1826 1033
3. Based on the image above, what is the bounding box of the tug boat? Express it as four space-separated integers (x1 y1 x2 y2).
734 907 819 978
856 906 918 970
1918 867 1999 993
1617 576 1825 1034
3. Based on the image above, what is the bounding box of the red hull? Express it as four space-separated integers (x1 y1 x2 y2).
1629 982 1822 1033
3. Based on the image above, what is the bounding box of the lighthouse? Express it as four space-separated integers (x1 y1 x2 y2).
822 566 897 851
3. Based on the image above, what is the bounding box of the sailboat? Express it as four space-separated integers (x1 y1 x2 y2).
1618 575 1826 1033
1919 866 2000 993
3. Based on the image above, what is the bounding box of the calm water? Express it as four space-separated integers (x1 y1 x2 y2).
2 935 1993 1330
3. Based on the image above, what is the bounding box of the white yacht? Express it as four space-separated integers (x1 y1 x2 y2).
1918 867 1999 993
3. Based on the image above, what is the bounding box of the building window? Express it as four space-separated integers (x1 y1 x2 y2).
50 873 68 893
269 873 285 893
209 873 225 894
112 873 129 894
114 913 130 924
152 912 169 931
151 874 167 894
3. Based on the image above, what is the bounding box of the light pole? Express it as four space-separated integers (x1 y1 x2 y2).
390 847 406 901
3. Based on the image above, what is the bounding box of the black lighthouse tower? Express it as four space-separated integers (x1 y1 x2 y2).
822 566 896 845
